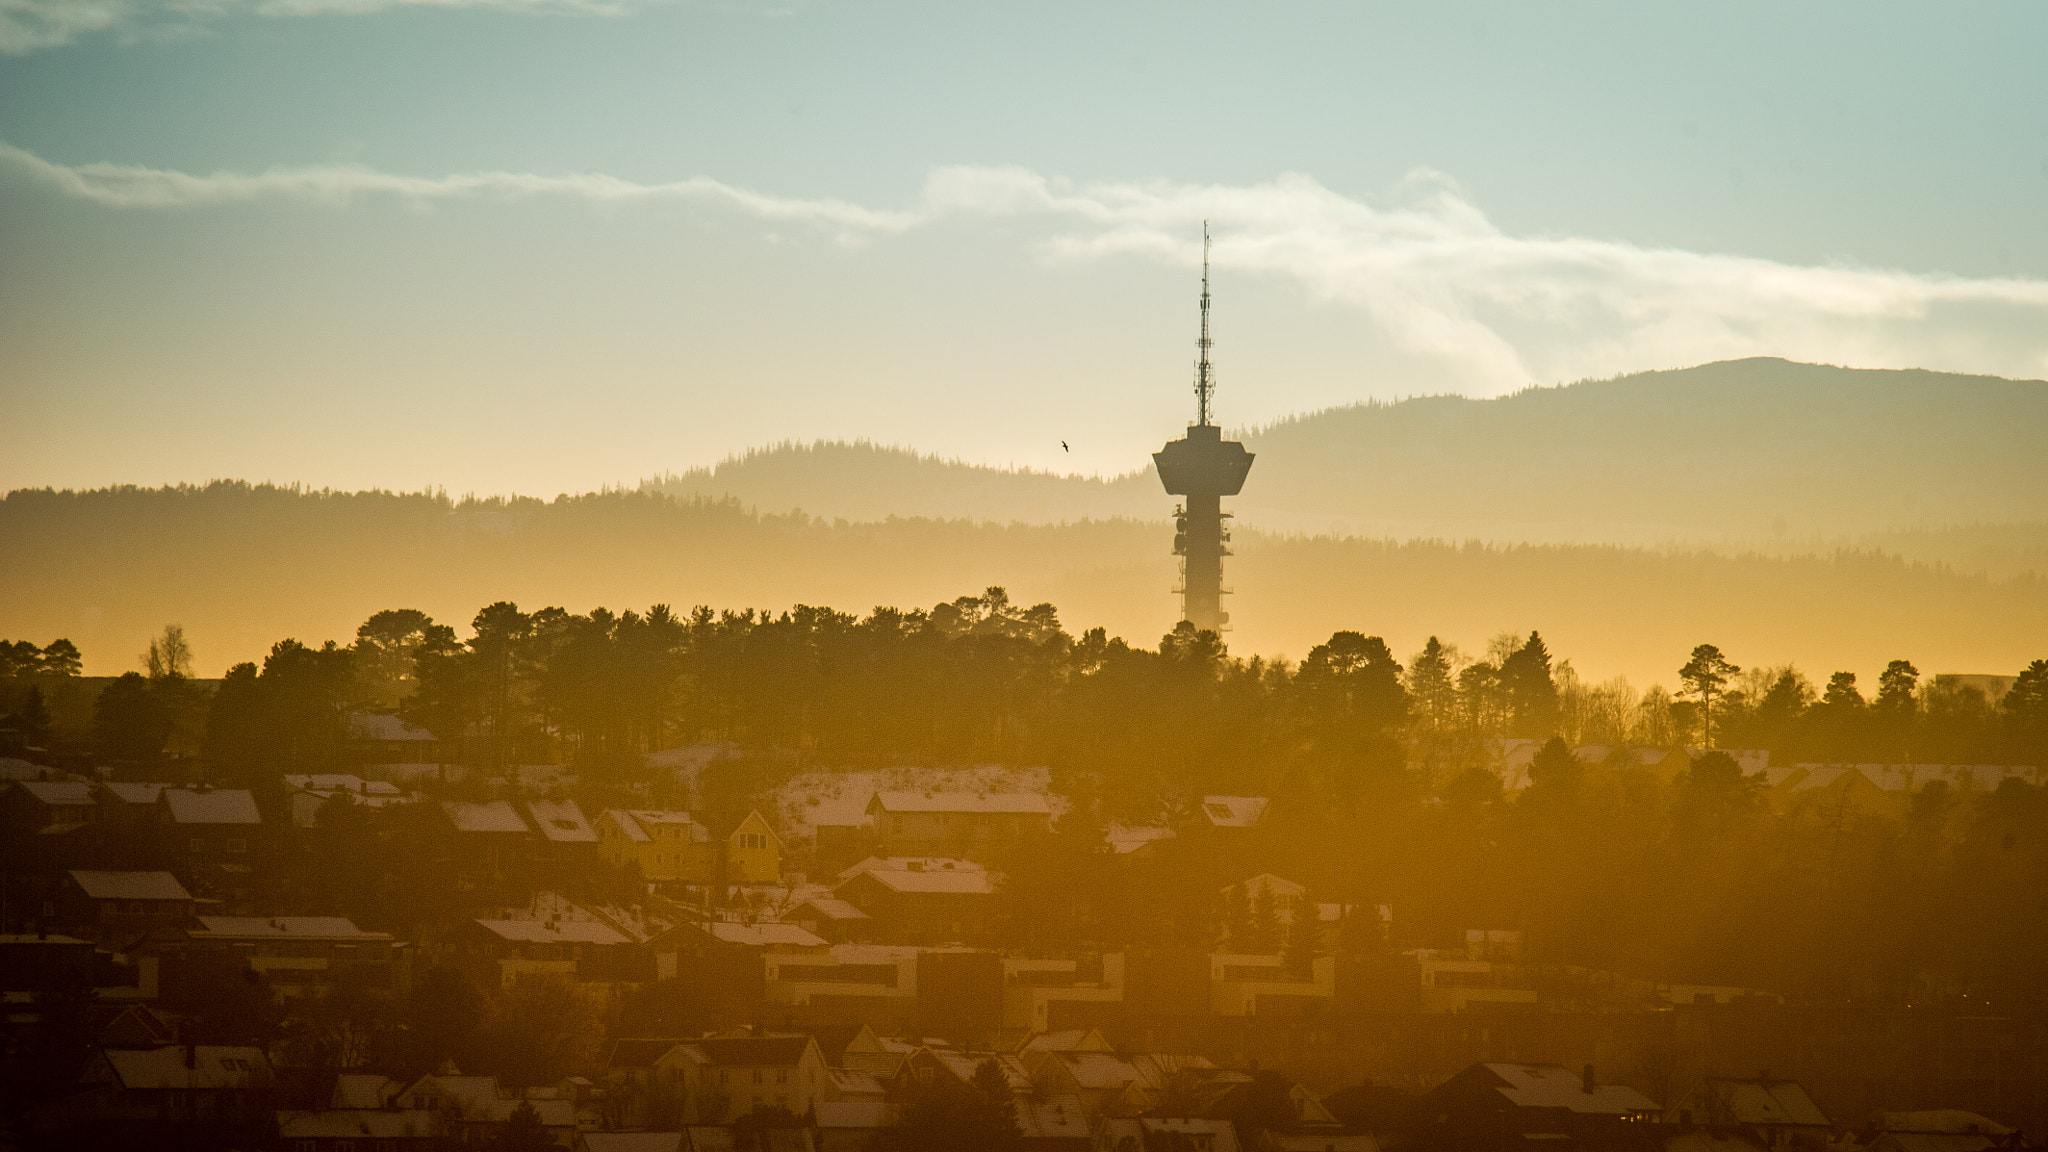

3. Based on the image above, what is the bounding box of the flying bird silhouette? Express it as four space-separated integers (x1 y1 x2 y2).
1061 441 1069 452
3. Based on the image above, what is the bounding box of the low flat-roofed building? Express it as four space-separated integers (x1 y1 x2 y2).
184 915 401 999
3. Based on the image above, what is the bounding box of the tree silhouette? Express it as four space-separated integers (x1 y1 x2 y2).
1677 644 1740 747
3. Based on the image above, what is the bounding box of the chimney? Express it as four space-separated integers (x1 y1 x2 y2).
1582 1064 1596 1094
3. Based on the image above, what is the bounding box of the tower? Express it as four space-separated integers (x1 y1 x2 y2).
1153 224 1254 633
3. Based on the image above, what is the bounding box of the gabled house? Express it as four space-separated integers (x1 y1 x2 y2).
440 799 537 880
282 774 410 828
832 858 995 944
598 809 714 882
446 917 650 989
787 896 873 943
669 1034 830 1124
45 1044 274 1147
1098 1118 1242 1152
1425 1062 1658 1150
393 1071 578 1146
1670 1075 1830 1151
62 870 194 940
865 791 1052 860
719 808 785 884
529 798 602 864
1 778 97 837
154 787 266 903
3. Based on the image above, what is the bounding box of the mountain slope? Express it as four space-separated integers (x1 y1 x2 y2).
650 359 2048 541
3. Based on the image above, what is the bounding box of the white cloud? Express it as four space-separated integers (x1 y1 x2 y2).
7 140 2048 391
0 0 666 53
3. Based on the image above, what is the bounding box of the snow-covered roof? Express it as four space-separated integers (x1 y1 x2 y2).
100 1045 268 1089
473 919 630 946
704 922 826 948
1483 1063 1658 1114
527 799 597 843
839 868 994 896
1200 795 1269 827
161 788 261 825
192 916 391 941
869 790 1052 814
15 780 93 805
441 800 530 834
70 870 191 901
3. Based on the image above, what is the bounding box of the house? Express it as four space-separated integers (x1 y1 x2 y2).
648 920 829 981
447 917 651 989
276 1108 444 1149
61 870 194 940
1669 1076 1831 1151
1424 1062 1657 1149
440 799 538 879
1 933 158 1009
720 808 786 884
832 857 995 944
1098 1118 1242 1152
154 787 266 902
865 791 1052 859
1022 1043 1144 1119
42 1044 273 1147
281 774 410 828
1 778 98 836
1199 796 1269 829
182 916 402 1000
94 781 167 827
597 809 714 882
787 896 873 944
602 1038 696 1129
393 1071 578 1146
669 1034 831 1124
1865 1111 2018 1152
347 711 441 764
529 798 602 864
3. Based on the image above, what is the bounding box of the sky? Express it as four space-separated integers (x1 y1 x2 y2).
4 1 2048 496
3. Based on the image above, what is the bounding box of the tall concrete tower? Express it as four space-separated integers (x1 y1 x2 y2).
1154 224 1254 633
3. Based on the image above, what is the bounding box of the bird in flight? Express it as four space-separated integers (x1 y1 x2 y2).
1061 441 1069 452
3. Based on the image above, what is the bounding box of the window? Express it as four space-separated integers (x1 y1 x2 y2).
777 1069 788 1084
189 837 206 852
225 838 247 853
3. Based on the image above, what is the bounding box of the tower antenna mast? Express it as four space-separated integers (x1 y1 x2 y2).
1195 220 1214 427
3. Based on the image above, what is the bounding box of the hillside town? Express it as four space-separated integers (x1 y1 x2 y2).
3 714 2043 1150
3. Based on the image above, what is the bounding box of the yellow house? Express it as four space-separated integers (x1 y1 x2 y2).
596 808 784 885
721 809 784 884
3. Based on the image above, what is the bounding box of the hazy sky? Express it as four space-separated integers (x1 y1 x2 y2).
4 1 2047 496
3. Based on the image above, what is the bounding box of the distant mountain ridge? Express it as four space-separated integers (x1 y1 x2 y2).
648 358 2048 541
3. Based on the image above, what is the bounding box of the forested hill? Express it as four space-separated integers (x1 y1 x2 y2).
3 483 2045 684
649 358 2048 540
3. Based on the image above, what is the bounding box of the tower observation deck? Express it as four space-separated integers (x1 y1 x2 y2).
1153 225 1254 633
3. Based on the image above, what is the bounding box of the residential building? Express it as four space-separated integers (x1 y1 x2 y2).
670 1034 830 1124
597 809 713 882
864 791 1052 859
60 870 194 940
832 857 994 944
446 917 650 989
38 1044 274 1149
1423 1062 1657 1150
281 774 411 828
1199 796 1269 829
1003 953 1126 1032
154 787 266 903
1 778 97 837
182 916 403 1000
1670 1075 1831 1151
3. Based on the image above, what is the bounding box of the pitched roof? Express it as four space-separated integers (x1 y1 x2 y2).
838 868 994 896
1016 1095 1091 1140
607 1038 687 1070
69 870 191 901
793 896 870 921
527 798 598 843
1059 1051 1143 1089
600 808 707 843
16 780 93 805
473 919 631 945
191 916 391 941
705 922 826 948
100 1045 268 1089
441 800 530 834
100 782 164 804
1700 1078 1830 1127
161 788 261 825
836 856 985 881
1200 795 1268 827
870 790 1052 814
681 1035 814 1067
1480 1064 1659 1114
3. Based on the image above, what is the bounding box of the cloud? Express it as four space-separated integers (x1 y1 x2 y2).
7 140 2048 391
0 0 666 53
